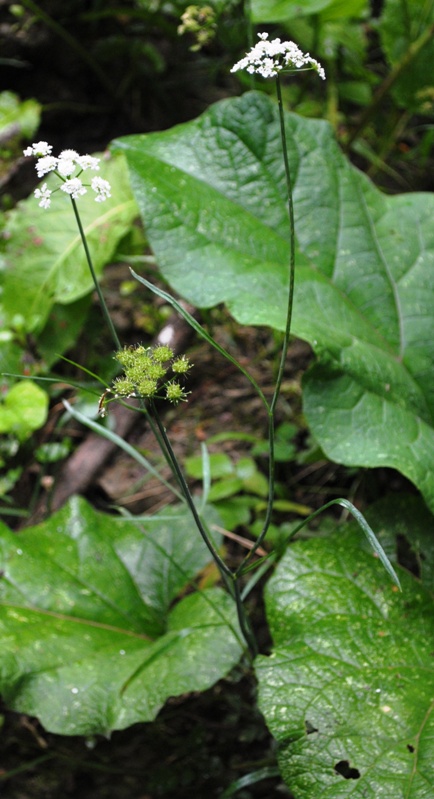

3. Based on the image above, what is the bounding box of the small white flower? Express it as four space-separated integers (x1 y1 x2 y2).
34 183 52 209
23 141 53 157
57 157 77 177
35 155 58 177
231 32 325 80
59 149 79 161
91 176 111 202
60 178 87 199
24 141 111 208
76 155 100 171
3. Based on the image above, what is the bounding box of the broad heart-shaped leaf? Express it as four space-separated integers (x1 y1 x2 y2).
1 152 137 334
0 497 243 736
113 91 434 513
255 527 434 799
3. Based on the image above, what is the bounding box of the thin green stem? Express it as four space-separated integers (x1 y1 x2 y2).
237 74 296 572
271 74 296 413
147 402 262 653
149 400 233 582
70 198 121 351
233 577 257 658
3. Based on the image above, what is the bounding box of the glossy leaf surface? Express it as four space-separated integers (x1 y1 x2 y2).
114 91 434 511
0 497 243 735
255 523 434 798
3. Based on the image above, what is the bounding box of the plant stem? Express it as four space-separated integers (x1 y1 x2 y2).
149 401 261 654
70 200 256 648
233 577 257 658
238 74 296 571
70 198 121 351
149 401 233 582
271 75 296 411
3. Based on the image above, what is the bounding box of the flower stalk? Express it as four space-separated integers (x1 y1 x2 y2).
231 41 324 578
70 197 121 351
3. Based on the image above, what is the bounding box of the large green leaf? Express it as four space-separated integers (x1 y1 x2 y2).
0 497 243 735
1 153 137 334
255 522 434 798
114 91 434 512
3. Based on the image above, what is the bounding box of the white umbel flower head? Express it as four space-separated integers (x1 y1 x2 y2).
34 183 52 209
91 176 111 202
23 141 53 157
35 155 58 177
76 155 100 171
60 177 87 199
23 141 111 208
57 155 77 177
231 32 325 80
59 149 79 161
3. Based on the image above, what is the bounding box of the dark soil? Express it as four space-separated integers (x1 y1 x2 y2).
0 671 293 799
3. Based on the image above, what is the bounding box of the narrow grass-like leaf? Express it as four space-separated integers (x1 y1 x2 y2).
63 399 183 502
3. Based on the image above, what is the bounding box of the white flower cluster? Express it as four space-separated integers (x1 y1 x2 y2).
23 141 112 208
231 32 325 80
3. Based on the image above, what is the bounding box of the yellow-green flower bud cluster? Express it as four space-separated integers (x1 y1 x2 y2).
112 344 191 404
177 5 216 52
